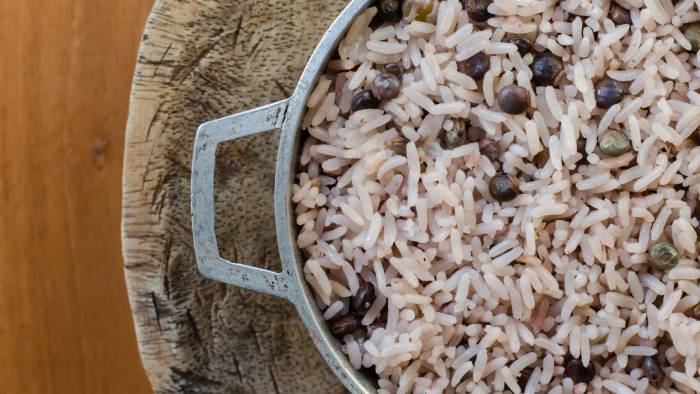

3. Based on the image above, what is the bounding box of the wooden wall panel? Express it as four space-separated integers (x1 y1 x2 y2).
0 1 154 393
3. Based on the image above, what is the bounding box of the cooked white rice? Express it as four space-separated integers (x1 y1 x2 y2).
294 0 700 392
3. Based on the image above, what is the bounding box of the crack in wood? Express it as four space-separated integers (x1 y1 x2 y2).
247 33 265 58
273 79 290 97
232 15 244 49
153 41 174 78
185 308 201 345
151 291 163 333
163 235 172 299
170 367 221 388
252 325 264 354
173 28 229 85
144 100 165 143
231 353 243 382
268 366 281 394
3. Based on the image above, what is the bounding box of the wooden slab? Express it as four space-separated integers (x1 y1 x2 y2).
122 0 350 392
0 1 153 392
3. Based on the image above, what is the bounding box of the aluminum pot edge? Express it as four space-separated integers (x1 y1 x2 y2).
192 0 376 392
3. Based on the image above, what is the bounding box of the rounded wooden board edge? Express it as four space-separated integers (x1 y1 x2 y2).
121 0 349 392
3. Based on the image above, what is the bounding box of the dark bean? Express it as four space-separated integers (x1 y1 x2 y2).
595 78 627 109
442 119 468 149
564 356 596 384
693 303 700 320
598 130 631 157
383 62 404 78
330 314 362 336
352 282 376 314
642 357 664 386
351 90 380 112
577 138 587 154
377 0 404 23
467 126 485 143
653 295 664 309
684 22 700 52
462 0 493 23
510 37 532 55
489 173 520 202
517 367 533 391
369 14 384 30
360 367 380 383
692 130 700 145
457 52 490 81
479 138 500 162
609 3 632 25
577 138 588 164
371 73 401 101
531 52 564 87
376 308 388 326
457 334 470 349
497 85 530 115
534 150 549 168
649 242 679 271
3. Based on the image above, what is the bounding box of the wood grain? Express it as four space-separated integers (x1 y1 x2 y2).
0 1 154 393
122 0 351 392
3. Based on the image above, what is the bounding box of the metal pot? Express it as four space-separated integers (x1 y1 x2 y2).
191 0 375 392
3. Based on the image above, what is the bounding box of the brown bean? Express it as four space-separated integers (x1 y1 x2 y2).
564 356 596 383
330 314 362 336
479 138 499 162
497 85 530 114
352 282 376 314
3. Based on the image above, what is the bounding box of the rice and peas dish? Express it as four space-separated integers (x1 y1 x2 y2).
292 0 700 392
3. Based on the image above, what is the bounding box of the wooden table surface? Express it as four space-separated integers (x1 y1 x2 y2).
0 1 154 393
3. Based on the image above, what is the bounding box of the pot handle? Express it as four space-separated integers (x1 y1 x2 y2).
191 99 292 299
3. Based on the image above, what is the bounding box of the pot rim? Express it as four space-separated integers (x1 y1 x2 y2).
192 1 377 391
274 0 375 392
